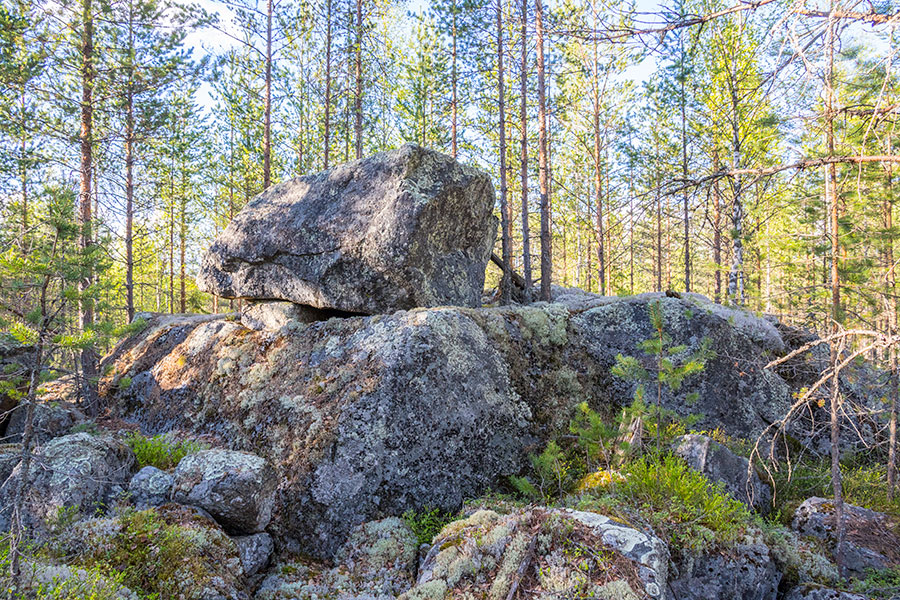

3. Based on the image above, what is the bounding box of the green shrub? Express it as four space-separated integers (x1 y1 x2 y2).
125 432 204 470
850 566 900 599
402 507 459 546
510 440 574 501
610 454 752 553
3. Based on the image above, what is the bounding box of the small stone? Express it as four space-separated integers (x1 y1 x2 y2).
673 433 772 514
233 532 273 576
128 466 174 509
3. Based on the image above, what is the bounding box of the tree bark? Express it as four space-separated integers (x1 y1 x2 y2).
591 12 604 294
519 0 531 302
79 0 98 416
263 0 273 188
713 150 722 303
497 0 511 304
535 0 551 301
451 0 458 158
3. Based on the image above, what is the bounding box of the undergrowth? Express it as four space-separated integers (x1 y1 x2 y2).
125 432 205 470
402 507 459 546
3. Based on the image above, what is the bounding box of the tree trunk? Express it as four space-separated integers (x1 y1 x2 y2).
713 150 722 303
519 0 531 302
681 68 690 292
535 0 551 301
451 0 458 158
824 3 845 575
124 0 135 322
324 0 332 169
354 0 363 159
263 0 273 188
497 0 511 304
886 134 898 500
79 0 98 416
591 24 604 295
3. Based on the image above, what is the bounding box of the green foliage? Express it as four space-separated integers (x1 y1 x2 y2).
124 433 204 471
568 401 619 472
850 566 900 600
611 454 752 552
402 507 458 546
510 441 573 501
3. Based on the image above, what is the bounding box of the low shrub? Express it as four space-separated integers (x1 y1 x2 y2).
609 454 753 553
402 507 459 546
125 432 204 471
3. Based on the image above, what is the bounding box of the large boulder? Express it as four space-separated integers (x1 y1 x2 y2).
783 586 866 600
673 434 772 514
791 497 900 577
0 432 135 531
172 449 277 535
404 508 667 600
197 144 498 315
3 376 86 445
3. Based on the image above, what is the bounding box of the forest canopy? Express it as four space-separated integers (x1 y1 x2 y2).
0 0 898 349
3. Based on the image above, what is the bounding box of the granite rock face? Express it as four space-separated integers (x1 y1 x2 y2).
197 144 498 315
669 538 780 600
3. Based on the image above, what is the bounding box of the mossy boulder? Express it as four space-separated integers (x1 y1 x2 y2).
404 507 667 600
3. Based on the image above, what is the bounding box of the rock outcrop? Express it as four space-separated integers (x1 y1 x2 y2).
197 144 498 315
0 432 135 531
97 291 797 557
669 538 780 600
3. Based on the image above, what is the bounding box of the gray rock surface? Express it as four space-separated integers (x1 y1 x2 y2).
669 539 780 600
0 432 135 531
197 144 498 314
791 497 900 577
0 443 21 486
233 532 273 577
257 517 418 600
128 465 174 509
673 433 772 513
783 586 867 600
172 449 277 535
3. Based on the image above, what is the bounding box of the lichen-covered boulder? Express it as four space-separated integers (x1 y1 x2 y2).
172 449 277 535
669 535 780 600
197 144 498 315
14 560 139 599
570 292 791 441
404 508 667 600
0 432 135 531
783 585 867 600
256 517 418 600
673 434 772 514
0 442 21 486
128 465 174 509
791 497 900 577
234 532 273 577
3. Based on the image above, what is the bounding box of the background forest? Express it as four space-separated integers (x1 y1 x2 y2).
0 0 898 368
